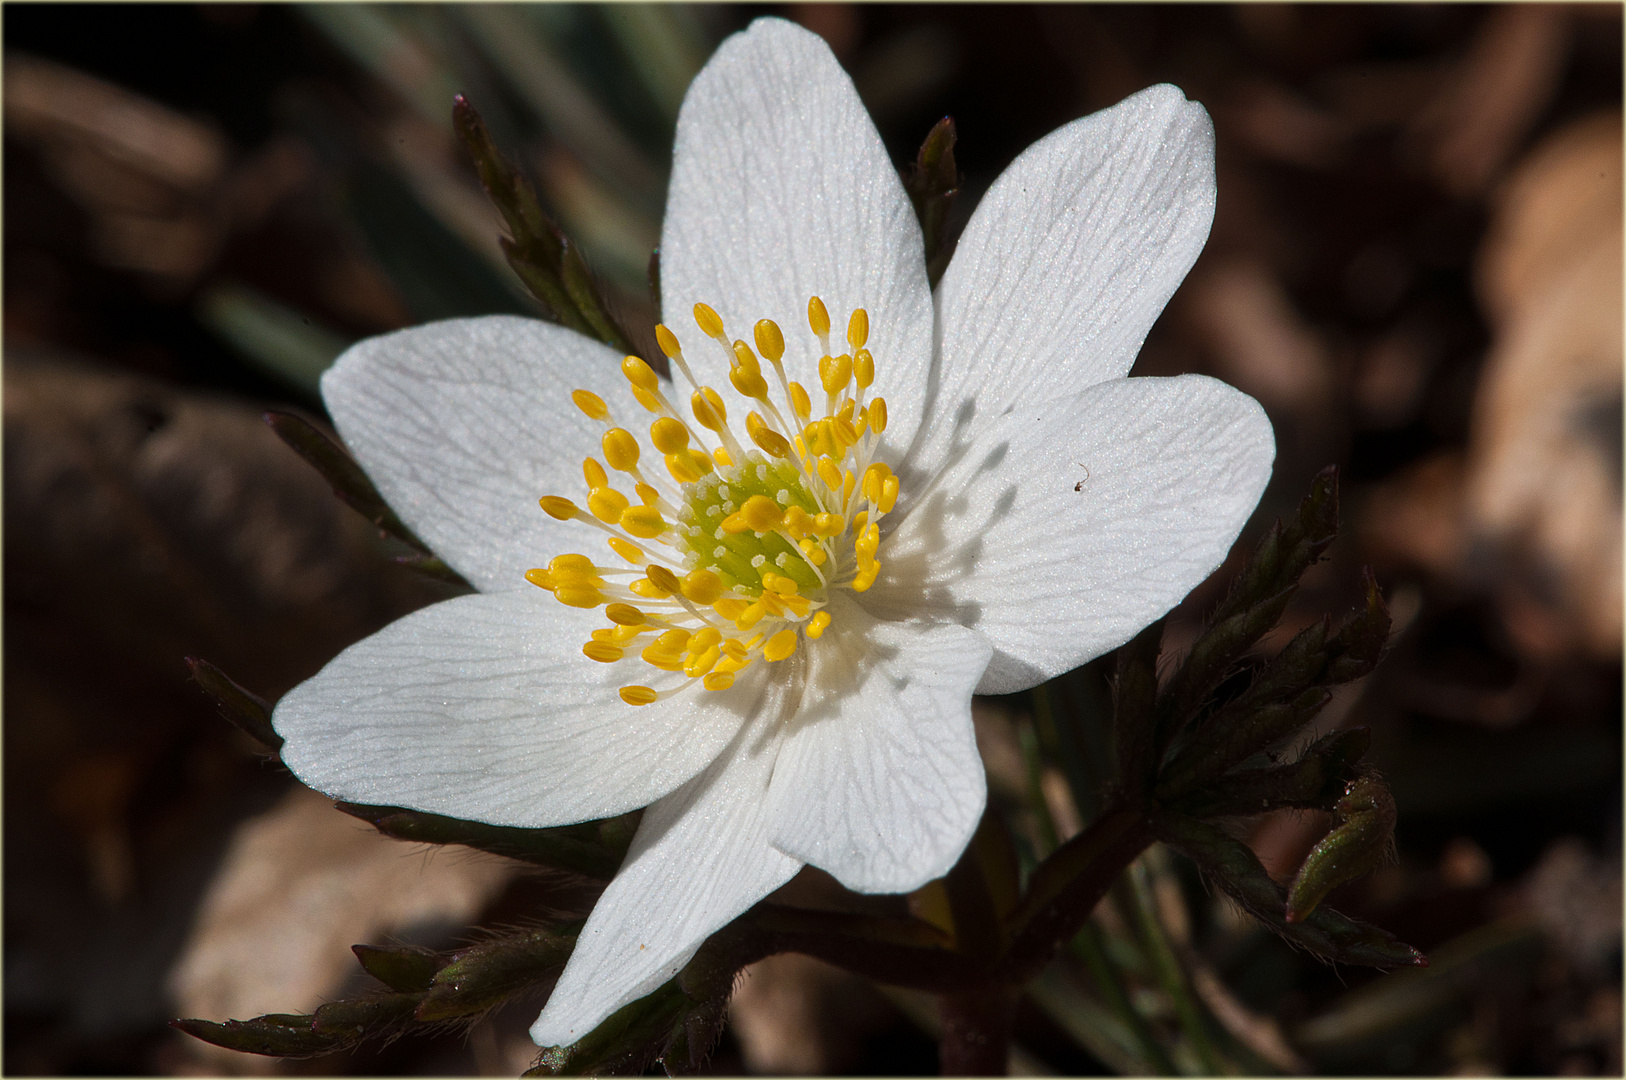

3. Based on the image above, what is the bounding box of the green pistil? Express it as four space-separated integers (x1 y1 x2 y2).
678 454 823 595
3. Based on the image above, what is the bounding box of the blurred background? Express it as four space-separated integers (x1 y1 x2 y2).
4 3 1620 1075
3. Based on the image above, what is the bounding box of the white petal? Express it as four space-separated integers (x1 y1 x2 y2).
870 375 1274 694
901 85 1215 483
764 595 990 893
530 692 801 1046
321 316 622 593
659 17 933 454
274 590 766 827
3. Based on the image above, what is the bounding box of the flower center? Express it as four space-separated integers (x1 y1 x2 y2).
525 296 899 706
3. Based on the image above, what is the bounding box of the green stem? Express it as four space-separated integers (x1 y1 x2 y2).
1125 861 1226 1075
1069 923 1179 1075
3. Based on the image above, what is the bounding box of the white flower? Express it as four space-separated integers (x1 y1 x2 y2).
272 17 1273 1047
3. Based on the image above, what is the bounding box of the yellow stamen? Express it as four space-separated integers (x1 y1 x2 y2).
620 685 658 706
847 308 869 349
572 389 609 420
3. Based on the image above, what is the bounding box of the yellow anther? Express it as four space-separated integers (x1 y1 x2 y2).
691 387 728 430
654 323 682 359
572 389 609 420
856 522 880 561
621 355 659 393
783 505 812 535
588 487 630 523
635 482 661 506
688 626 722 653
798 538 827 566
693 302 725 339
756 590 785 616
813 511 842 537
611 623 648 643
764 628 799 662
524 567 554 591
735 602 768 631
650 416 690 453
629 577 669 599
686 645 721 677
620 504 668 538
833 416 859 449
842 469 857 508
631 386 661 413
867 397 888 433
591 628 615 642
863 463 892 504
655 628 690 651
762 572 799 598
851 510 869 536
808 296 830 337
847 308 869 349
539 495 579 521
853 567 878 592
605 603 646 626
681 569 725 605
854 348 874 389
879 475 900 513
789 381 812 419
620 685 658 706
806 610 832 639
713 597 750 621
730 359 768 399
640 645 685 671
607 536 646 564
753 319 785 362
645 564 680 594
584 457 609 489
554 585 603 608
703 671 735 692
817 457 842 491
746 412 792 458
665 451 703 484
820 353 853 396
731 339 758 370
740 495 784 533
720 637 750 661
583 641 623 663
714 446 733 467
549 553 598 581
602 428 640 471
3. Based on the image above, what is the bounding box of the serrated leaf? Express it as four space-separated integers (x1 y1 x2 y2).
264 411 428 553
336 801 628 878
905 116 960 284
170 1014 349 1058
417 929 574 1021
1155 811 1424 969
353 943 442 993
1165 727 1372 818
531 980 691 1077
312 992 422 1037
454 94 632 349
1286 773 1397 923
186 656 282 752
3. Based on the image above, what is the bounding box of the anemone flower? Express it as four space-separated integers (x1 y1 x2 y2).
273 17 1274 1046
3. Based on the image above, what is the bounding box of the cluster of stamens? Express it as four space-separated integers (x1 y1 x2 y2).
526 296 898 706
